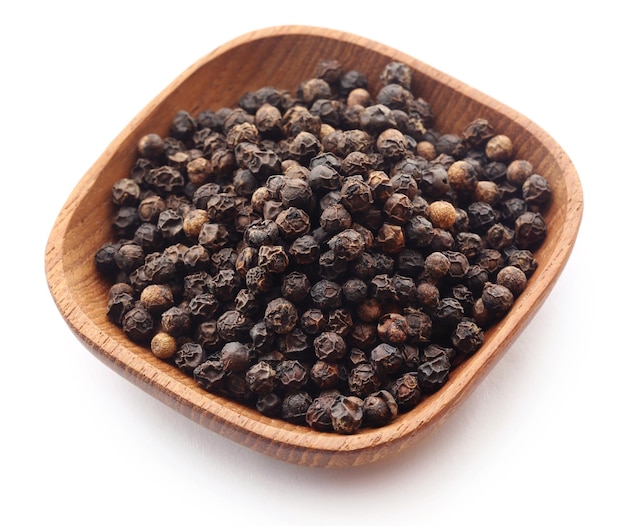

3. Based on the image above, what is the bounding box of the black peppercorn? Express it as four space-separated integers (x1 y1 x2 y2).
330 395 364 434
324 308 352 338
504 248 534 273
194 357 226 393
220 341 252 373
299 308 327 335
114 242 145 274
107 292 135 326
310 279 343 310
340 176 373 214
161 305 191 337
278 271 309 303
462 118 495 149
122 305 155 343
348 362 381 397
388 372 421 411
370 343 404 376
175 342 207 375
305 392 339 431
377 313 409 345
417 353 451 393
256 393 282 417
514 211 547 248
328 229 366 261
363 390 398 427
264 298 298 334
313 331 347 362
216 309 252 341
245 361 277 395
275 359 309 393
481 282 515 318
341 278 368 304
404 308 433 344
415 281 440 312
451 319 484 355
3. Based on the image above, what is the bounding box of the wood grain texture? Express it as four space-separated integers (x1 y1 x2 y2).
44 25 584 468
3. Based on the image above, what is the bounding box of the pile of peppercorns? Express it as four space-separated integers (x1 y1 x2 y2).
95 59 550 434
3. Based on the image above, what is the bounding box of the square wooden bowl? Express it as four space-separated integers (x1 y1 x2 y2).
45 25 583 467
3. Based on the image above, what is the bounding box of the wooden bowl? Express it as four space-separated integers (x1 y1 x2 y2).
45 25 583 467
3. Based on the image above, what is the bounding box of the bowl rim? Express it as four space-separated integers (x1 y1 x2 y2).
45 24 584 468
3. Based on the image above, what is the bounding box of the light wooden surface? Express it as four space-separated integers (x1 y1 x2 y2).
44 25 583 467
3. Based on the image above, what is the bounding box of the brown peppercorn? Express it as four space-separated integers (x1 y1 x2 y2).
427 200 457 230
485 134 514 162
377 313 409 345
346 87 372 107
150 331 178 359
506 159 534 186
447 160 478 194
473 180 501 206
496 265 528 297
182 208 208 239
140 284 175 314
416 281 440 311
376 223 405 254
356 298 383 323
416 140 437 160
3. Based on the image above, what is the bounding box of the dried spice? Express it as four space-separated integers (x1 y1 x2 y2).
96 57 550 435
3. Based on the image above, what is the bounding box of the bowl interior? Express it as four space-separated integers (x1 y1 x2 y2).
46 26 583 467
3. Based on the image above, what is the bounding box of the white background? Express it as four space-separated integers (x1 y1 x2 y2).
2 1 624 524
